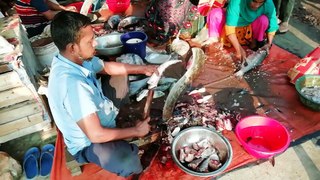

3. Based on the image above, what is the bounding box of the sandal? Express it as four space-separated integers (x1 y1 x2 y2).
39 144 55 176
23 147 40 179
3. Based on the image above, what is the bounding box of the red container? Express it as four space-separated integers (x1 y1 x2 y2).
235 115 291 159
106 0 130 13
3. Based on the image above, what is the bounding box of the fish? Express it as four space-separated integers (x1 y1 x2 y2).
129 77 150 96
117 16 145 31
129 77 177 96
179 148 187 163
106 15 122 30
234 49 268 77
188 157 204 170
198 156 210 172
208 159 221 170
136 89 165 102
154 83 172 92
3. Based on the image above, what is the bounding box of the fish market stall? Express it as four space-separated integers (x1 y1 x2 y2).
50 1 320 179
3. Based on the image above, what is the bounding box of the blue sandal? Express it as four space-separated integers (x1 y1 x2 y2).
23 147 40 179
39 144 55 176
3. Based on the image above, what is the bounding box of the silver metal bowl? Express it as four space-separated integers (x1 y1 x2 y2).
95 33 124 56
171 126 233 177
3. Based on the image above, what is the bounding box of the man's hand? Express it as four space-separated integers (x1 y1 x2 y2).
134 117 151 137
65 6 77 12
143 65 159 76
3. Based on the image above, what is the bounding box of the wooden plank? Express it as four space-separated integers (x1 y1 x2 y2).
0 86 34 109
0 71 22 91
129 131 161 147
0 112 43 136
0 100 43 125
0 119 52 144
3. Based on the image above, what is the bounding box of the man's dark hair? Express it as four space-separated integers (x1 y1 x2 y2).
51 11 91 51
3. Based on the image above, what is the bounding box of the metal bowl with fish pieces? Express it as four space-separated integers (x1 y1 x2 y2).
95 33 124 56
171 126 232 177
295 74 320 111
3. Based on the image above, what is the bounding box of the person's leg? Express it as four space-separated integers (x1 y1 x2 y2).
278 0 295 33
192 7 225 45
207 7 226 38
251 15 269 42
250 15 269 49
279 0 295 22
75 141 143 177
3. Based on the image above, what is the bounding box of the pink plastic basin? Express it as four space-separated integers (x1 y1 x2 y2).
235 115 291 159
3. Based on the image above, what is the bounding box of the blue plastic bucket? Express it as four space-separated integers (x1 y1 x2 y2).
120 31 148 59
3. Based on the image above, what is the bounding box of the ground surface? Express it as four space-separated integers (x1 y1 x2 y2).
293 0 320 28
274 0 320 58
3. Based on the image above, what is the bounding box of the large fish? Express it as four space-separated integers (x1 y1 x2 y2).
234 49 268 77
117 16 145 32
106 15 122 30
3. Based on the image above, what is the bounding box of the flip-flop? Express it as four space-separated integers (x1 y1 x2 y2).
39 144 55 176
23 147 40 179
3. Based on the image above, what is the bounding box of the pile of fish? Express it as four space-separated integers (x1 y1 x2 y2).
301 86 320 103
178 138 222 172
166 88 241 139
104 15 145 33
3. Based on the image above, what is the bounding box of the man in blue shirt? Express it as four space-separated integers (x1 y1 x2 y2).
48 11 158 177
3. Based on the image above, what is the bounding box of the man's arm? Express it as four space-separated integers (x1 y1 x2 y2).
99 61 158 76
42 10 59 20
77 112 150 143
30 0 58 20
227 32 246 61
46 0 77 12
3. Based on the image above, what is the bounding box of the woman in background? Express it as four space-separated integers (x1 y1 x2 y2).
207 0 278 61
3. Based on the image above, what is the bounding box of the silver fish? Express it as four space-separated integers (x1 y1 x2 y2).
136 89 165 102
129 77 150 96
208 159 222 170
235 49 268 77
188 157 204 170
117 16 145 31
107 15 121 29
179 148 187 163
198 156 210 172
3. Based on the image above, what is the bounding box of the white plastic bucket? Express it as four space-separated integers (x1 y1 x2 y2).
31 37 59 68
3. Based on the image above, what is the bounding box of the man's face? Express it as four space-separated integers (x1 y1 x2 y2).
76 26 97 61
249 0 265 11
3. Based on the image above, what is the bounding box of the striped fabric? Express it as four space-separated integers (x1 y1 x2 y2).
15 0 50 37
